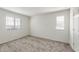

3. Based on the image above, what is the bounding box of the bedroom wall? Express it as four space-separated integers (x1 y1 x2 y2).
0 8 30 44
30 10 70 43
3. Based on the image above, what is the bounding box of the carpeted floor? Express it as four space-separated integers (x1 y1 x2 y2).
0 36 74 52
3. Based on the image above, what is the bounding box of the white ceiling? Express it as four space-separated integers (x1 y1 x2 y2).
2 7 69 16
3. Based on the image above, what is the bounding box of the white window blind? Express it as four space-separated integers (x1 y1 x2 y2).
56 16 64 30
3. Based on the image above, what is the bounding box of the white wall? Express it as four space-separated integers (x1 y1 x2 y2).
0 8 30 44
31 10 70 43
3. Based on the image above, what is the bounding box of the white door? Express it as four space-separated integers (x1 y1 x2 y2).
73 14 79 51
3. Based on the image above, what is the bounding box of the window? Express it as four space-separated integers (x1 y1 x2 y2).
6 16 20 30
6 16 14 29
56 16 64 30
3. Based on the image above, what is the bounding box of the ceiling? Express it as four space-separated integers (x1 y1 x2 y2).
2 7 70 16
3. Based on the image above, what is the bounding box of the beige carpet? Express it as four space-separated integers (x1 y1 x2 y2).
0 36 74 52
